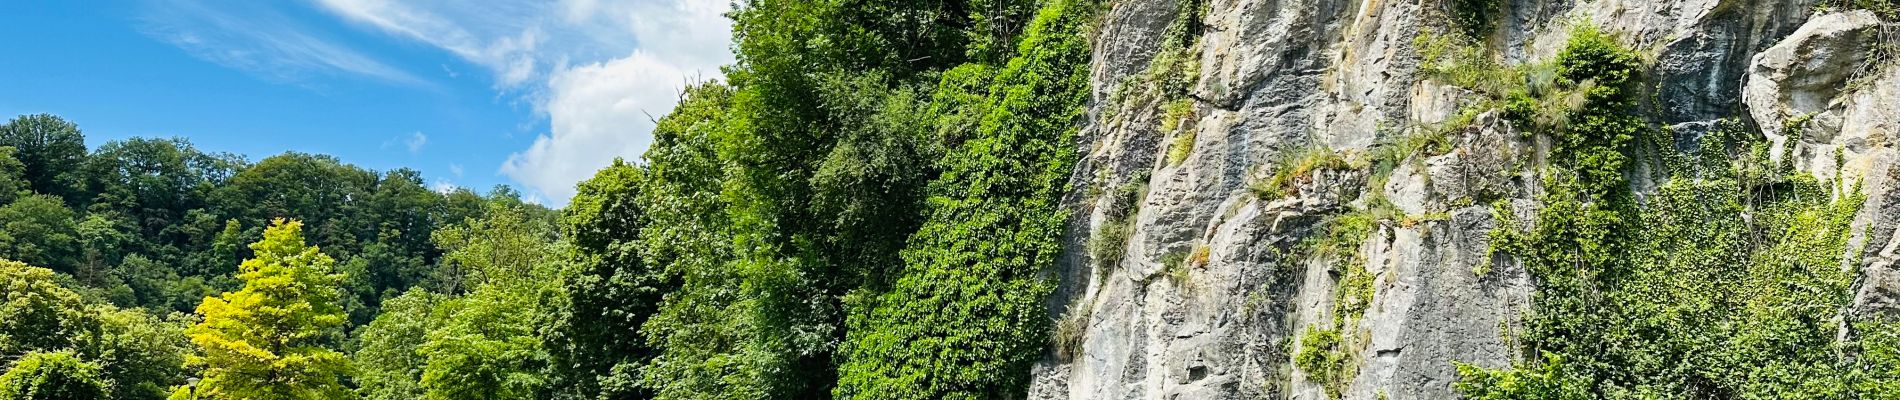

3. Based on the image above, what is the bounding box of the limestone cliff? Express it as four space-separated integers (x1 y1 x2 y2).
1029 0 1900 398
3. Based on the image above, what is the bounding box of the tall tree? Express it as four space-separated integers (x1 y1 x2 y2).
704 0 1017 394
634 83 758 399
78 303 192 399
177 219 350 399
0 258 90 357
417 203 560 400
0 114 88 201
548 159 671 399
359 168 443 298
213 152 377 255
82 138 240 256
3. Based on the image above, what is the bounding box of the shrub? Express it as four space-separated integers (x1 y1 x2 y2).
1295 327 1349 399
0 350 112 400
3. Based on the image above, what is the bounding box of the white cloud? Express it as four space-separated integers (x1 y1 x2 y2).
448 163 465 178
405 131 428 153
311 0 734 204
430 179 458 194
138 0 428 87
501 52 697 200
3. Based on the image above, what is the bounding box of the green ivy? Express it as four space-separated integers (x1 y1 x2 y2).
1459 25 1900 399
832 0 1102 398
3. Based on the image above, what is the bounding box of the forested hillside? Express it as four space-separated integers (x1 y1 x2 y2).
0 0 1100 398
0 113 550 399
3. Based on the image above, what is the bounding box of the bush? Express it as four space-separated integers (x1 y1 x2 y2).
0 350 113 400
1295 327 1348 399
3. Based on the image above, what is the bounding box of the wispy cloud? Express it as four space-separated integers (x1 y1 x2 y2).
405 131 428 153
313 0 562 88
137 0 429 87
312 0 735 203
380 131 428 154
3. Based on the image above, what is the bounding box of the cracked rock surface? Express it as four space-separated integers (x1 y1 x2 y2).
1030 0 1898 399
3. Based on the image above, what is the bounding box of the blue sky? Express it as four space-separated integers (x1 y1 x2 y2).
0 0 734 204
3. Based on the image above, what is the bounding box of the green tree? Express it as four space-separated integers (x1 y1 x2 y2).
83 138 237 243
0 114 88 201
0 194 79 273
418 293 544 400
547 159 671 399
417 204 561 400
352 288 448 400
360 169 444 298
700 0 1036 394
633 83 759 400
0 350 113 400
111 254 193 312
180 219 350 399
0 258 90 356
79 306 192 400
428 201 556 294
809 75 940 292
182 219 246 279
212 153 377 258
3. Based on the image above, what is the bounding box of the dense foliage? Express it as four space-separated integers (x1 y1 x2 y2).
0 113 539 400
833 0 1097 397
0 351 112 399
0 0 1101 397
1 258 189 400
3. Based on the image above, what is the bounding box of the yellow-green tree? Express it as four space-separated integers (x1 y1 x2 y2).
175 219 349 399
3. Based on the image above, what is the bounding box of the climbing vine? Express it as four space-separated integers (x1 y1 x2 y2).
1457 25 1900 399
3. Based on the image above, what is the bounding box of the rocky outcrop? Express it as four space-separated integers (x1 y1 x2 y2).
1743 11 1887 165
1033 0 1898 399
1731 9 1900 318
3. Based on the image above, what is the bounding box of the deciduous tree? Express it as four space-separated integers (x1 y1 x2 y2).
0 114 87 201
179 219 350 399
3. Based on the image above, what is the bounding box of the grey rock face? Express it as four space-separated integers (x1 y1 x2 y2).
1034 1 1900 399
1743 10 1885 159
1737 12 1900 320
